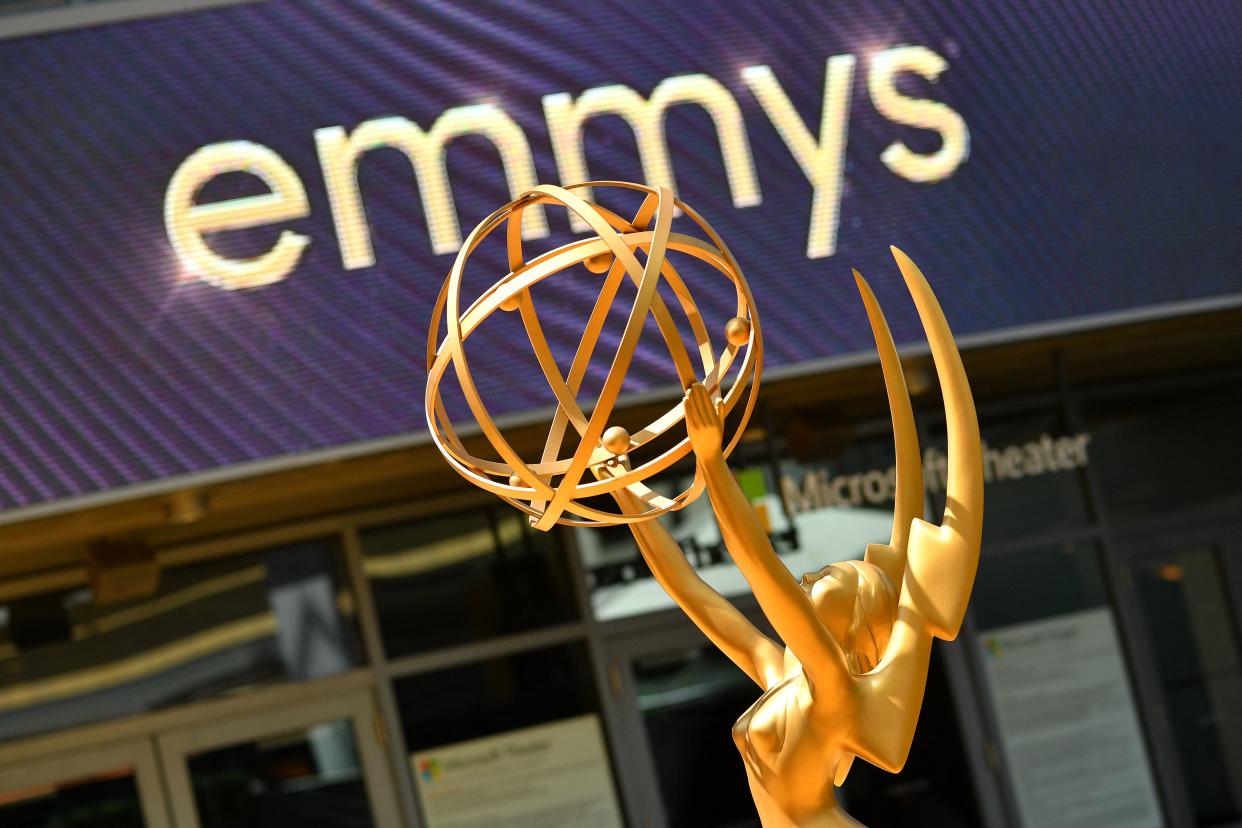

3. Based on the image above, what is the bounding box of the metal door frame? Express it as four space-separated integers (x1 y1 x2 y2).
157 684 400 828
0 670 397 827
0 736 171 828
1115 514 1242 643
1114 513 1242 828
599 613 720 828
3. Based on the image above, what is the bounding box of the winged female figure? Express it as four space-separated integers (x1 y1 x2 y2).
601 247 983 827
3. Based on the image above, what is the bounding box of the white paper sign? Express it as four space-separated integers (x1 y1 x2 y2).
979 607 1163 828
411 714 624 828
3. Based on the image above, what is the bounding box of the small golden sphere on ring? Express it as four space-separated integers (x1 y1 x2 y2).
725 316 751 346
602 426 631 455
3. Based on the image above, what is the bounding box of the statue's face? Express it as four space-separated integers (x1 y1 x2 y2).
801 564 859 644
801 561 896 673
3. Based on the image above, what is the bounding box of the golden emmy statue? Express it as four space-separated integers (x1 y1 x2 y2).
426 181 983 828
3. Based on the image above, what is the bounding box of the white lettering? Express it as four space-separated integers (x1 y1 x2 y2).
543 74 760 231
315 104 548 263
166 47 971 289
164 141 310 290
743 55 855 259
782 433 1091 516
869 45 970 182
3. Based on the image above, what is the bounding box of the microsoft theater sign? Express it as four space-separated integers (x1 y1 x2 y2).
782 433 1093 514
165 46 969 290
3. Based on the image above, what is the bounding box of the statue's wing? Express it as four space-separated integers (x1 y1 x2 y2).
854 267 925 594
856 247 982 641
837 256 929 788
838 248 984 783
888 247 983 641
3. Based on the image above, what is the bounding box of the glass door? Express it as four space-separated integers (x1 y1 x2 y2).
0 739 169 828
630 641 761 828
970 541 1165 828
1125 534 1242 827
158 689 399 828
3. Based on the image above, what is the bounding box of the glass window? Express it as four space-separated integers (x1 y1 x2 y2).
1132 544 1242 826
634 645 759 828
0 767 143 828
394 643 622 827
972 541 1109 630
360 509 579 658
1082 383 1242 522
972 543 1164 827
187 720 373 828
774 429 906 566
926 408 1092 546
393 642 599 753
0 538 361 743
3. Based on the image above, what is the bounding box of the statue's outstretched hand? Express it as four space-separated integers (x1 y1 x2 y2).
685 382 725 463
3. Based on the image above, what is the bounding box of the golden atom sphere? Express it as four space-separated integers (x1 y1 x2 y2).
425 181 762 529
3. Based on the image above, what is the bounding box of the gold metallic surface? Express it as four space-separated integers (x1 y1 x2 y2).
611 247 981 827
426 188 981 826
425 181 760 529
725 316 753 347
601 426 632 455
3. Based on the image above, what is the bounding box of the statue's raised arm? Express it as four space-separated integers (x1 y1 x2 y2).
603 466 786 689
684 382 855 700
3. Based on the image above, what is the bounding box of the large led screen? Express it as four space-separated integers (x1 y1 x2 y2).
1 0 1240 512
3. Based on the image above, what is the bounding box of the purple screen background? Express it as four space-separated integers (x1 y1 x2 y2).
1 0 1241 512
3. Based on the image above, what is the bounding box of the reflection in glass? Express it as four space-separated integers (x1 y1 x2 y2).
1133 545 1242 826
188 719 372 828
577 465 757 621
1084 384 1242 521
973 542 1164 827
926 408 1091 545
394 642 599 754
635 645 763 828
971 541 1109 630
361 510 578 657
0 539 361 742
0 766 142 828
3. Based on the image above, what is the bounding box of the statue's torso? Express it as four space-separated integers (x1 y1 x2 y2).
733 669 859 827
